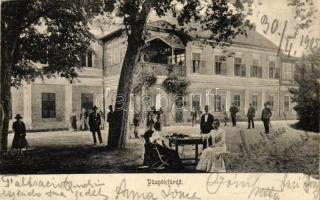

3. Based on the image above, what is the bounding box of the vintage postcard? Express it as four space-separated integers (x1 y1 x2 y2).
0 0 319 199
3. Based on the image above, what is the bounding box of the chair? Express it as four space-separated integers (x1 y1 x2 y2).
150 144 169 170
218 151 231 170
142 142 170 170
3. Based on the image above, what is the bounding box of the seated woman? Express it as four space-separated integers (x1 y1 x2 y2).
143 121 183 170
196 119 227 172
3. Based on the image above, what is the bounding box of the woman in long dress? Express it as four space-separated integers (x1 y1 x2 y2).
196 119 227 172
143 118 183 170
12 114 29 155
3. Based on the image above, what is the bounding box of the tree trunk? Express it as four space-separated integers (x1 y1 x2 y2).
0 48 12 154
107 39 143 148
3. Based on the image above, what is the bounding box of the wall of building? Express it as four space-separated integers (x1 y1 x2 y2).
103 35 128 76
180 41 297 121
30 84 66 130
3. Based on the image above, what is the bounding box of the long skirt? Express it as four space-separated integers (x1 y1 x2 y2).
196 146 226 172
12 134 29 149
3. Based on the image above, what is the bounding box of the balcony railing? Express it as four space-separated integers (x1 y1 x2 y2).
140 62 185 76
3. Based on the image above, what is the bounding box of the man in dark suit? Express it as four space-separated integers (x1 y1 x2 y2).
200 105 214 148
247 104 255 129
261 102 272 134
229 103 239 127
89 105 103 144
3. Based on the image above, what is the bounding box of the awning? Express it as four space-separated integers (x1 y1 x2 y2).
145 31 185 49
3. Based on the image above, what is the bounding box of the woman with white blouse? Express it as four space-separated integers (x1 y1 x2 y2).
196 119 227 172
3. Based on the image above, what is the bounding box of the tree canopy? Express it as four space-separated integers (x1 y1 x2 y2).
289 48 320 132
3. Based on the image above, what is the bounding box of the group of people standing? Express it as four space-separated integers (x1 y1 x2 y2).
196 102 273 172
69 107 105 131
202 102 272 134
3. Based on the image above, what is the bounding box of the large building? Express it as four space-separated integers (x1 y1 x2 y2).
10 20 298 130
101 20 298 124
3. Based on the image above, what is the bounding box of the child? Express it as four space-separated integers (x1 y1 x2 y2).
223 111 228 126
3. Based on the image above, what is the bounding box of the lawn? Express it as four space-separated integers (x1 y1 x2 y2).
1 120 319 175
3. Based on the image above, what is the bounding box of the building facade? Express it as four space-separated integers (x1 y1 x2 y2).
10 42 104 131
101 20 298 124
10 20 299 130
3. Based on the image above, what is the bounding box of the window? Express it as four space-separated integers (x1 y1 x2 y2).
176 54 185 65
87 51 93 67
269 60 279 79
252 95 258 110
192 52 201 73
233 57 246 77
234 57 241 76
282 63 293 80
251 59 262 78
42 93 56 118
192 94 201 109
214 95 222 112
284 96 290 111
268 95 274 110
81 93 94 112
215 56 227 75
80 53 86 66
234 95 240 107
80 51 93 67
168 53 185 65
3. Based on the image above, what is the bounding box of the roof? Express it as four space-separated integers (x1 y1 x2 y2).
232 29 278 50
145 30 185 49
99 20 279 50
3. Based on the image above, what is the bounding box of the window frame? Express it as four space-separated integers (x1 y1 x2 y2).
268 95 275 111
252 95 258 111
282 62 293 81
284 95 290 111
234 95 241 107
214 94 222 112
234 57 242 76
192 52 201 73
41 93 56 119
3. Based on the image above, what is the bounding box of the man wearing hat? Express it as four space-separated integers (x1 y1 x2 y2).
89 105 103 144
261 102 272 134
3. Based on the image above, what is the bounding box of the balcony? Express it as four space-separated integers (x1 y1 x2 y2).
140 62 185 76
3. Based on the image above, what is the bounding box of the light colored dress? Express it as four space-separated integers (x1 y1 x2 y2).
196 128 227 172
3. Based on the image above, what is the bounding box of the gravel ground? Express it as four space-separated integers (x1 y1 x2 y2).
1 120 319 174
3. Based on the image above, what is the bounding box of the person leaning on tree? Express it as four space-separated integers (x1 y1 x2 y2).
261 102 272 134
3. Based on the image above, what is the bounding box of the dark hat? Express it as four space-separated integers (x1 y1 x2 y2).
93 105 98 110
15 114 23 119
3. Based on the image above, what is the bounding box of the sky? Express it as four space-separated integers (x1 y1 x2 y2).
91 0 320 57
246 0 320 57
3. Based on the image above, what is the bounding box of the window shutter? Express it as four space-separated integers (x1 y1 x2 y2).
258 67 262 78
241 64 246 76
269 67 273 78
200 60 207 74
222 62 227 74
250 66 253 77
275 68 280 78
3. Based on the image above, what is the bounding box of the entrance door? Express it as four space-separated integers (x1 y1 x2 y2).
81 93 93 113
